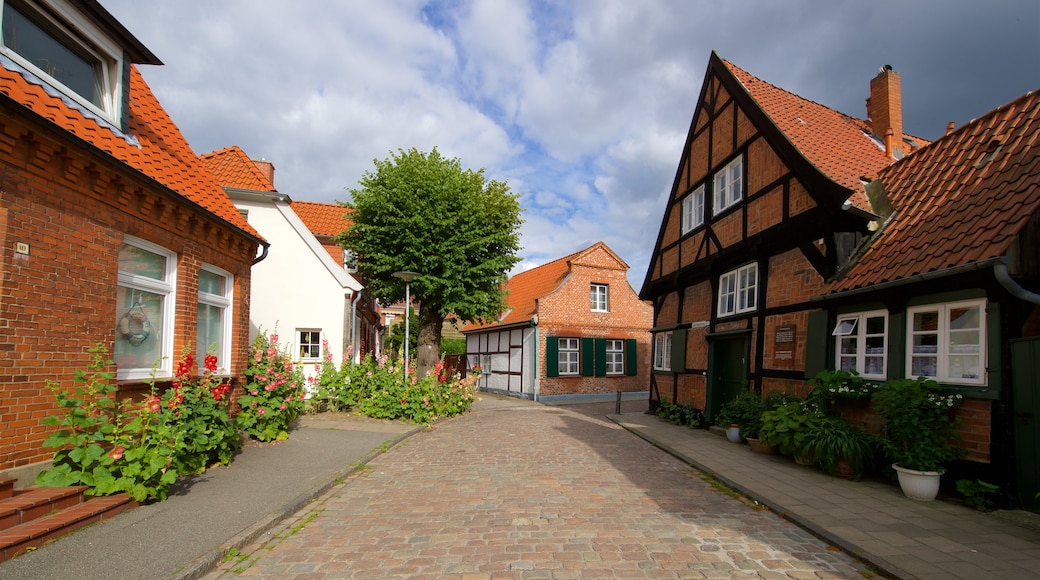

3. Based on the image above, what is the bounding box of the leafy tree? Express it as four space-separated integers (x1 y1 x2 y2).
385 307 419 355
337 148 522 378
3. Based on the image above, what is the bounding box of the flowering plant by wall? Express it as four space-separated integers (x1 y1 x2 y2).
236 332 307 441
162 351 239 475
872 376 964 472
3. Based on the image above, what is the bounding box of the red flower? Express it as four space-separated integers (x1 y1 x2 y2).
144 396 161 413
108 445 125 460
204 354 218 372
401 399 407 406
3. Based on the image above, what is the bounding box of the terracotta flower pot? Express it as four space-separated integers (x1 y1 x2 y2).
747 437 777 454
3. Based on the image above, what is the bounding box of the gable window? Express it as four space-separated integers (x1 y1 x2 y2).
116 237 176 380
1 0 124 124
681 184 705 234
298 329 322 361
558 337 580 375
653 332 672 371
342 248 358 273
197 265 233 374
717 263 758 317
833 311 887 379
907 300 986 385
590 283 609 312
605 339 625 375
712 155 744 215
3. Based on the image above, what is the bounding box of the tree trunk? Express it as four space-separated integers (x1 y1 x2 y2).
416 306 443 379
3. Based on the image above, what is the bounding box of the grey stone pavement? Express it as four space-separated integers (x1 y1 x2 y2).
3 393 1040 579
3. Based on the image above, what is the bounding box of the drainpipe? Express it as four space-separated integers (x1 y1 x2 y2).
994 260 1040 304
350 291 363 363
531 314 539 402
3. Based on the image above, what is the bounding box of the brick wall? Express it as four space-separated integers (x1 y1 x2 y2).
0 113 256 473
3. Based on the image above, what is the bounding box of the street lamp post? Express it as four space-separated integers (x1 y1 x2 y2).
393 271 420 383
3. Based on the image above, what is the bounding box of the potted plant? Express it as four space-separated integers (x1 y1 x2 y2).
759 396 823 462
716 391 762 444
807 369 877 411
801 416 877 479
872 377 964 500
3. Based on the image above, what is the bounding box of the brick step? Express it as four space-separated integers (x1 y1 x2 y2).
0 479 14 499
0 486 88 532
0 493 137 562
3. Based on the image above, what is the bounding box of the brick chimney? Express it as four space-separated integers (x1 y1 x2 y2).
252 158 276 188
865 65 903 159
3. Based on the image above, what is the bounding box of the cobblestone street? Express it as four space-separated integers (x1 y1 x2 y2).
208 397 871 578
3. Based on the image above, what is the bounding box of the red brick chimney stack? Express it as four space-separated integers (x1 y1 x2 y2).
866 65 903 159
252 158 276 189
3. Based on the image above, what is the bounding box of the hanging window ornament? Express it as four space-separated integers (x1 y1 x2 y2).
119 300 152 347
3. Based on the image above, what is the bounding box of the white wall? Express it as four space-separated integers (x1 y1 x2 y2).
465 326 535 397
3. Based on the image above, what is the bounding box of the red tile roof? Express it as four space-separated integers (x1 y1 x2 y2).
292 201 353 237
462 242 616 332
0 63 259 239
723 59 929 211
199 146 276 192
825 89 1040 294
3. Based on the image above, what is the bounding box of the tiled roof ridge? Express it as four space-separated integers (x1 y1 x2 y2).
199 145 276 192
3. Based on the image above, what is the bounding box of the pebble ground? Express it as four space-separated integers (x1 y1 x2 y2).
207 398 873 579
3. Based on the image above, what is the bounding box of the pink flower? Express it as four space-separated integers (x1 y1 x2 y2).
265 384 276 391
270 334 279 344
280 404 286 411
258 408 266 416
108 445 125 460
251 390 259 396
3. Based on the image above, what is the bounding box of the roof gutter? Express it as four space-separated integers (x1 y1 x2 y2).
994 260 1040 304
811 257 1005 302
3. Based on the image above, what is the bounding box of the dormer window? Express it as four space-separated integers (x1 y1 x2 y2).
1 0 125 125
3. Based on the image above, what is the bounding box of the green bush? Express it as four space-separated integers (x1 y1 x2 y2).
715 391 764 438
759 397 822 456
236 332 308 442
656 401 701 428
872 376 963 472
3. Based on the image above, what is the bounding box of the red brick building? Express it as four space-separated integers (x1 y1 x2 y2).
464 242 652 401
0 1 263 481
641 52 1040 506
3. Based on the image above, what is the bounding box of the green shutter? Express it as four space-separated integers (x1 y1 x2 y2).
670 329 687 373
581 338 595 376
594 338 607 376
625 338 638 376
545 336 559 377
983 302 1001 400
888 311 906 380
805 310 829 378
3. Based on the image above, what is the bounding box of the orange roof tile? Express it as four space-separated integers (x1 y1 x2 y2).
292 201 353 237
199 146 276 192
462 245 594 332
0 63 259 239
723 58 929 211
825 89 1040 294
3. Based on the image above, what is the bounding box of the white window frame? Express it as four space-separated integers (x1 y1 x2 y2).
297 329 322 362
653 332 672 371
605 339 625 375
116 236 177 381
907 300 986 385
590 283 609 312
342 248 358 273
712 155 744 215
833 310 887 380
558 337 579 375
681 184 705 234
717 263 758 317
0 0 125 125
197 264 233 375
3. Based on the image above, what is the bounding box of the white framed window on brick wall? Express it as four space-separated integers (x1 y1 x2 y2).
298 329 322 361
717 263 758 317
591 283 609 312
907 300 986 385
653 332 672 371
197 264 233 375
681 184 705 234
558 337 580 375
605 339 625 375
712 154 744 215
833 310 887 379
116 236 177 380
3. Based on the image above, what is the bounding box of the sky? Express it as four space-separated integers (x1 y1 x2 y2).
102 0 1039 290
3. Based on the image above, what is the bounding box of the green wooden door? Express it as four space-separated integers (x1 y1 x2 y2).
707 335 748 423
1012 337 1040 512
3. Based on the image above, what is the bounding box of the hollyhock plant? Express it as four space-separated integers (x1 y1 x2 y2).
162 350 240 475
237 331 307 441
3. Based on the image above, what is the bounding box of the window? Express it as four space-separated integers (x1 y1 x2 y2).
605 339 624 375
197 265 233 374
717 263 758 317
558 337 579 375
116 237 176 380
907 300 986 385
681 184 705 234
653 332 672 371
298 330 322 361
590 283 609 312
833 311 887 379
712 155 744 215
1 0 124 124
343 248 358 273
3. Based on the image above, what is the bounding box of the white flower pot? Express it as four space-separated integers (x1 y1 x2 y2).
726 425 742 443
893 463 944 501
